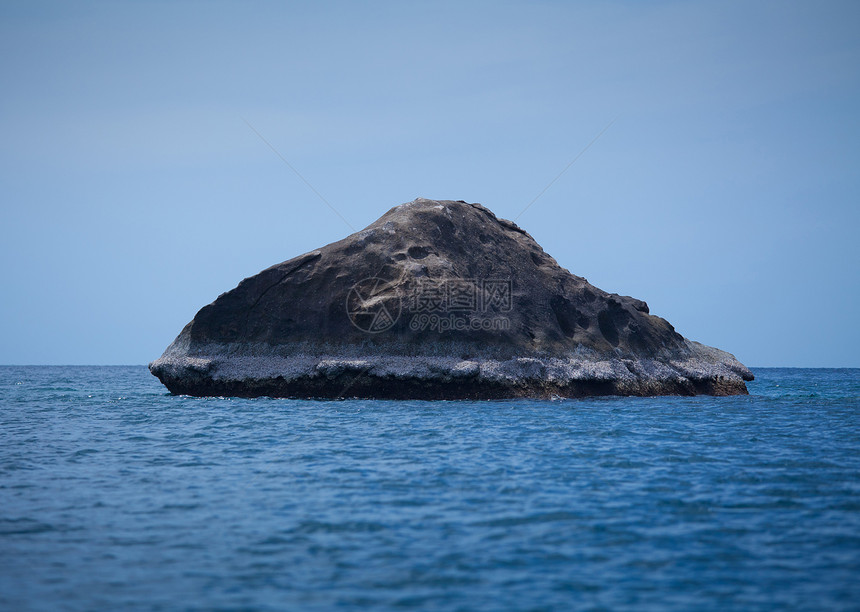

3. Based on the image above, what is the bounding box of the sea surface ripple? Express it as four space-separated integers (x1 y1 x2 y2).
1 366 858 611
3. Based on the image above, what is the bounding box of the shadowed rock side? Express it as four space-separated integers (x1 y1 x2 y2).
150 198 753 398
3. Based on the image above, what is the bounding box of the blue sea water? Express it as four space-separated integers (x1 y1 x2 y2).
0 367 858 611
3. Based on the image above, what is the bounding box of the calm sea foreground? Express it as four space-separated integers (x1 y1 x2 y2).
1 366 858 611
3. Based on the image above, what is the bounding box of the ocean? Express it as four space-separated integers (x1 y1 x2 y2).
1 366 858 611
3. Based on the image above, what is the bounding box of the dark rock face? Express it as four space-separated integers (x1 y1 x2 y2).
150 198 753 398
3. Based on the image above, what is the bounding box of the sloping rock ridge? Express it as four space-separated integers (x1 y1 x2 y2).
150 198 753 398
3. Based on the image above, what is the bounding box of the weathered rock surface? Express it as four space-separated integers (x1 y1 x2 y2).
150 198 753 398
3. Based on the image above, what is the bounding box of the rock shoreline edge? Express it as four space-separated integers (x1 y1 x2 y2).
150 344 752 400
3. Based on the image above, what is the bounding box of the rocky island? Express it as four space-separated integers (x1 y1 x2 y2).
150 198 753 398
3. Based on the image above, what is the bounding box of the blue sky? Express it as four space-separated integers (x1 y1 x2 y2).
1 0 858 366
